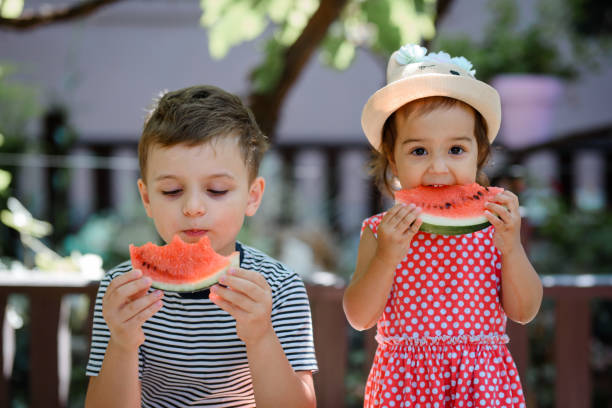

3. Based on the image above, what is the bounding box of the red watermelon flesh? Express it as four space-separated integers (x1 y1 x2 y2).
394 183 504 235
129 235 239 292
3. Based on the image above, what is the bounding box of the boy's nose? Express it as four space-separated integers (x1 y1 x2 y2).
182 196 206 217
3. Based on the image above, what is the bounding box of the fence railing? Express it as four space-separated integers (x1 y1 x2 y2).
0 273 610 408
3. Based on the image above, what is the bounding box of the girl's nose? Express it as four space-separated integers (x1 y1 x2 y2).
182 194 206 217
429 155 449 174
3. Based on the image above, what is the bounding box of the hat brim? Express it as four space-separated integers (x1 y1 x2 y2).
361 73 501 151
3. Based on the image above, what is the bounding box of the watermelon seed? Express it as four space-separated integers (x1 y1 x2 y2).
473 195 480 200
445 202 452 209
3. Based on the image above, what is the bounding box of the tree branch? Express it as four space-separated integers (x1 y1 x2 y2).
0 0 124 30
248 0 349 140
423 0 456 49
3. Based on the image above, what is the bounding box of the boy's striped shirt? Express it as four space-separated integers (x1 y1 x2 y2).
86 242 318 407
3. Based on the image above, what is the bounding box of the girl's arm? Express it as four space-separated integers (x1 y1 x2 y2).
485 191 543 324
343 204 422 331
499 244 543 324
85 270 163 408
209 268 316 407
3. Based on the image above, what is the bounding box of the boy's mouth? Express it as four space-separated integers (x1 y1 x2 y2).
182 229 208 238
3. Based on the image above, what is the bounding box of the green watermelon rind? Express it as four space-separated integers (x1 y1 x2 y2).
419 221 491 236
418 212 491 235
149 252 240 292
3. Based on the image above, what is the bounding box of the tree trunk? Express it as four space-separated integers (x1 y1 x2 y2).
247 0 349 142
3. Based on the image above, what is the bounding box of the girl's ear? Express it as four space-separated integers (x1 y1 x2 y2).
245 176 265 217
388 154 399 177
137 179 153 218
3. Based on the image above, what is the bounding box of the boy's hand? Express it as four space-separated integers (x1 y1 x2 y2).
484 191 523 256
375 203 422 268
209 268 273 346
102 269 164 352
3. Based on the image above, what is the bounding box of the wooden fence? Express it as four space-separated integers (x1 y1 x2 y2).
0 273 610 407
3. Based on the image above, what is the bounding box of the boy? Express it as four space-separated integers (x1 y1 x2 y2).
85 85 318 407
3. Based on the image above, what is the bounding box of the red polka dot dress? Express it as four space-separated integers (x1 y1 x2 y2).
362 214 525 408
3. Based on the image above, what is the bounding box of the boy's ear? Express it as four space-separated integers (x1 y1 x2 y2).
137 178 153 218
245 176 265 217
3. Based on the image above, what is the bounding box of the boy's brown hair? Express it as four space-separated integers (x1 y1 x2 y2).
370 96 491 196
139 85 269 183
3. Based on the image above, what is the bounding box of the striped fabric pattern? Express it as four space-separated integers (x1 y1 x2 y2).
86 242 318 407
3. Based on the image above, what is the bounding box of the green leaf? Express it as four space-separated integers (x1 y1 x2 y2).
251 39 286 93
201 0 269 59
0 169 10 193
320 24 356 70
0 0 24 18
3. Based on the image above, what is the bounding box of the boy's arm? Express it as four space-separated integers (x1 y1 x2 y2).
245 328 316 407
210 268 316 408
484 191 543 324
343 204 422 331
85 340 141 408
85 269 163 408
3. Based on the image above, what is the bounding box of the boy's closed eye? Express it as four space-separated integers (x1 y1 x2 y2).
207 189 228 196
162 189 182 196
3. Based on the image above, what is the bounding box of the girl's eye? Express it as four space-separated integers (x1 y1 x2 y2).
411 147 427 156
162 189 182 196
449 146 465 155
208 189 228 196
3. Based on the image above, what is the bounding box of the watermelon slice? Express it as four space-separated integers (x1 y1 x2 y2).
129 235 239 292
395 183 504 235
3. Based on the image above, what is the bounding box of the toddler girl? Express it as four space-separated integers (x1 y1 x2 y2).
343 44 542 408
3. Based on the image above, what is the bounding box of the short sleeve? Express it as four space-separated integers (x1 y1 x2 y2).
270 275 318 372
361 213 384 238
85 262 144 377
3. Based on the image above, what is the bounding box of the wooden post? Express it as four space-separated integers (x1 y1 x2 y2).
306 283 347 408
363 327 377 378
0 294 9 407
554 295 591 408
29 290 64 408
506 320 529 384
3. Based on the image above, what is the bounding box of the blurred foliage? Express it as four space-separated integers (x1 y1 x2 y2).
200 0 436 93
0 63 41 258
0 0 23 18
432 0 580 82
529 200 612 275
62 206 159 271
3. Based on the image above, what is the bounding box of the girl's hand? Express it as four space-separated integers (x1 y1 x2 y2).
375 203 422 268
484 191 522 256
102 269 164 351
209 268 273 346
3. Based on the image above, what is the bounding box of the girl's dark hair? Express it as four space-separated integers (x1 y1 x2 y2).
139 85 269 182
370 96 491 196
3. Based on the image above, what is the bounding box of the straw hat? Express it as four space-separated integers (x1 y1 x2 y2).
361 44 501 151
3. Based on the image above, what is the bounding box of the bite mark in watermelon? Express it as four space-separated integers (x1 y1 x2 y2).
395 183 504 235
129 235 239 292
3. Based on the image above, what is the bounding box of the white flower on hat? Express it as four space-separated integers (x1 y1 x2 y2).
424 51 452 64
451 56 477 76
395 44 428 65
